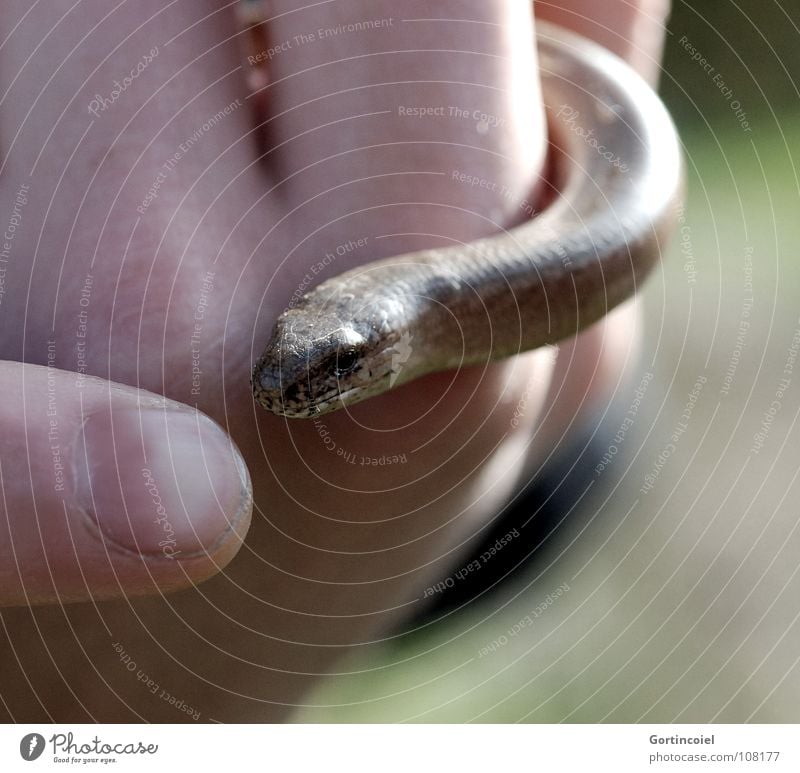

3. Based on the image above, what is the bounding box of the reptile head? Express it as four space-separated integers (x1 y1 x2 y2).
252 299 412 418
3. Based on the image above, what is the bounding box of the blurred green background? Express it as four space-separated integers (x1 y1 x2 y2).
297 0 800 722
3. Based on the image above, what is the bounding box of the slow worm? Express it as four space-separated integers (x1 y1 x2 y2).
253 22 683 418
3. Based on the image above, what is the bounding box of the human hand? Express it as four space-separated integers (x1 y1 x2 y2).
0 0 669 721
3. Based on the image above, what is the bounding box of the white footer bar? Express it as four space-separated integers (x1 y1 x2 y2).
2 724 797 771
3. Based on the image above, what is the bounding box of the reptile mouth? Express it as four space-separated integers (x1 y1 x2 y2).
254 381 365 419
304 385 366 416
290 369 398 417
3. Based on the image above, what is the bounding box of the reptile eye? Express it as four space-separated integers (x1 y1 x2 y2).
335 348 359 376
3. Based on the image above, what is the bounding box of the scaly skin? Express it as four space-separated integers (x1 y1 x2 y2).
253 22 684 418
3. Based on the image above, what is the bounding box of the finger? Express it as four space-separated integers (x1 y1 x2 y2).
0 0 272 403
0 361 252 606
535 0 671 82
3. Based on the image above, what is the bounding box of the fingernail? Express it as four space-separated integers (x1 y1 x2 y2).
76 405 251 559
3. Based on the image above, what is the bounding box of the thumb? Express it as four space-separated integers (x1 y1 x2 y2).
0 361 252 606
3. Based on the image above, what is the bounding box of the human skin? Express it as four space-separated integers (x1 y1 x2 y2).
0 0 668 721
